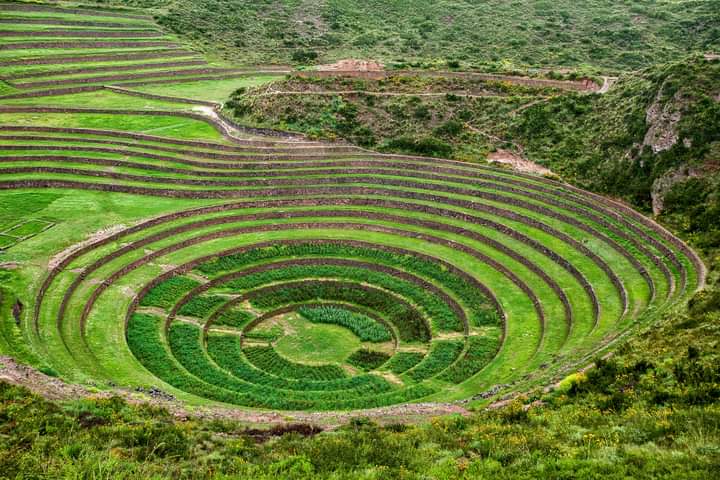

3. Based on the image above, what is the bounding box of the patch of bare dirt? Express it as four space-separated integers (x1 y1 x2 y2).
0 355 91 401
48 224 126 270
243 423 323 443
316 59 385 72
487 149 553 176
0 355 469 428
598 76 617 94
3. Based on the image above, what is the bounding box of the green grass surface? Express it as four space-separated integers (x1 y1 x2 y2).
0 89 202 109
128 75 284 102
0 112 226 140
273 314 362 364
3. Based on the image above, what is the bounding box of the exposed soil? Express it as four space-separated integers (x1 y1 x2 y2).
487 149 553 176
598 76 618 94
48 224 127 270
0 355 91 401
0 355 469 427
316 59 384 71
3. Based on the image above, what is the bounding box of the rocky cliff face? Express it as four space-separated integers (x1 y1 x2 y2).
642 87 683 154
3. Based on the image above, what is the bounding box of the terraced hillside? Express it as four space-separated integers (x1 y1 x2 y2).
0 3 706 413
0 2 289 100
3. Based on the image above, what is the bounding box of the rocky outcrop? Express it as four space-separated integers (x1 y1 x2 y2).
643 87 683 153
651 166 702 215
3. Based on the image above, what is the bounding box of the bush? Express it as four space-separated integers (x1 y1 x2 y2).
434 119 464 137
405 340 464 381
347 349 391 370
139 277 200 310
298 306 392 342
383 352 425 374
292 49 319 63
384 135 453 157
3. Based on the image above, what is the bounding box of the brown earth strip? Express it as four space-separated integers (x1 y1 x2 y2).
169 279 431 343
0 353 467 425
0 163 656 310
0 49 194 66
0 140 683 294
4 60 208 80
168 257 468 335
0 136 350 155
0 29 164 38
3 165 596 335
0 17 157 29
103 85 216 106
555 183 703 293
0 125 322 149
0 106 308 140
15 180 646 320
232 301 400 347
10 67 252 89
0 3 152 21
66 220 543 361
0 41 178 50
0 168 660 303
299 70 598 92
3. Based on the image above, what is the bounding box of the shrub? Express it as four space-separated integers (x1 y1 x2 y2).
405 340 464 381
384 135 453 157
383 352 425 374
298 306 392 342
347 349 391 370
291 49 318 63
139 277 200 309
438 335 499 383
434 119 464 137
243 346 347 381
214 309 255 328
177 295 227 318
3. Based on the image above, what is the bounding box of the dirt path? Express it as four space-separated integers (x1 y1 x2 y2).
257 89 540 99
0 355 469 427
487 149 553 176
598 76 618 94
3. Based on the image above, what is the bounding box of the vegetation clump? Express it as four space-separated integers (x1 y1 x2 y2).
298 305 392 343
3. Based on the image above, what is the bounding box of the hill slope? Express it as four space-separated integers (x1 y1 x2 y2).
114 0 720 70
228 55 720 254
512 55 720 251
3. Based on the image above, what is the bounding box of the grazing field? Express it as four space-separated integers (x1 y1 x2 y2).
0 2 706 416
